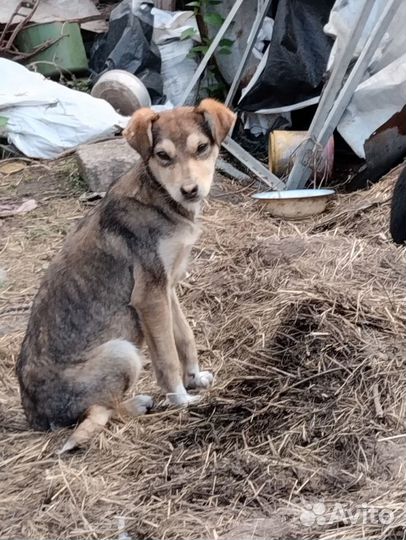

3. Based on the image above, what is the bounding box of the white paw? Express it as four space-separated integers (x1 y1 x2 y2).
166 392 201 406
125 394 154 415
185 370 214 389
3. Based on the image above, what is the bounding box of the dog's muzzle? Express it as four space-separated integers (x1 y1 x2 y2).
180 184 199 201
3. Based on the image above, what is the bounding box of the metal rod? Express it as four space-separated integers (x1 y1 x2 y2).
317 0 402 148
285 0 375 189
225 0 272 107
181 0 283 189
180 0 245 105
222 136 285 190
222 0 283 190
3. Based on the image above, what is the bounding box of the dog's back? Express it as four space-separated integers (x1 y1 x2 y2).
17 187 142 429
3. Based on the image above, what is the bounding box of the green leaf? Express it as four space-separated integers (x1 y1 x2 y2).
208 0 222 4
219 38 234 47
187 50 199 59
219 47 232 55
190 45 209 53
0 116 8 128
203 12 224 27
180 27 198 40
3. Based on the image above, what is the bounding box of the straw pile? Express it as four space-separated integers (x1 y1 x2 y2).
0 161 404 539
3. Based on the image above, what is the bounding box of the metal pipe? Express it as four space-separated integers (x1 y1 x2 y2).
225 0 272 107
286 0 375 189
180 0 245 105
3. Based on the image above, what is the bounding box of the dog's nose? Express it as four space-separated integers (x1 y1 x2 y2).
180 184 199 200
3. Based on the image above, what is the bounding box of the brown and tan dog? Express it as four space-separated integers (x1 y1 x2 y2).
16 99 235 453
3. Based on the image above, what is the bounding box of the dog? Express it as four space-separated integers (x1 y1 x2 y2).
390 166 406 244
16 99 236 453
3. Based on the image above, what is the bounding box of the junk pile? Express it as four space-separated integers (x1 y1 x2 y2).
0 0 405 194
0 0 200 159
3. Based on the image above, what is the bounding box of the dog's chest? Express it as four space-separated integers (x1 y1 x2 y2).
158 225 200 286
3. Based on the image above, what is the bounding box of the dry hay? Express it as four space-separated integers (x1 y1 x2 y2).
0 162 404 540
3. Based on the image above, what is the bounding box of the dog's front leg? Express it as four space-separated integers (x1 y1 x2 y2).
171 290 214 390
133 287 199 406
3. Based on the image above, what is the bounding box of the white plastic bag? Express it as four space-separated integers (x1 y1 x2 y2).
152 8 200 106
0 59 129 159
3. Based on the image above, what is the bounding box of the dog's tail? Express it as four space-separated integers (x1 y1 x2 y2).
58 405 113 455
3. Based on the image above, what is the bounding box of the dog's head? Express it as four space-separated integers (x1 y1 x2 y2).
123 99 236 206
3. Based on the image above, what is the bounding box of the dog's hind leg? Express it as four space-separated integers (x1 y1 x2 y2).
59 339 152 454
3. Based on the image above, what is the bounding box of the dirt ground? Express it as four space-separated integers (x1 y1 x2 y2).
0 159 404 540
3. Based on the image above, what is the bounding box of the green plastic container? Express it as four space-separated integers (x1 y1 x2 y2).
16 21 88 77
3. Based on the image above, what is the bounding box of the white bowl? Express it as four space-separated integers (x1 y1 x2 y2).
252 189 336 219
91 69 151 115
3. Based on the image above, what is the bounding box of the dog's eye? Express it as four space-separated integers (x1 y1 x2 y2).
156 151 171 161
197 143 209 155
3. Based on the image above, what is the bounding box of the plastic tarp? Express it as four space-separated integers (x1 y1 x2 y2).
0 59 129 159
151 8 200 107
90 0 164 104
325 0 406 75
330 0 406 158
239 0 335 113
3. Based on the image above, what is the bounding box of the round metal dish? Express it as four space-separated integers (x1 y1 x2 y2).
91 70 151 115
252 189 336 219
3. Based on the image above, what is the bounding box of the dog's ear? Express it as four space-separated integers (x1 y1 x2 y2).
196 99 236 145
123 108 159 160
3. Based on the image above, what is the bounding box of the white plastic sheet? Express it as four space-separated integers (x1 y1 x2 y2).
325 0 406 75
151 8 200 107
327 0 406 158
338 54 406 158
0 59 129 159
